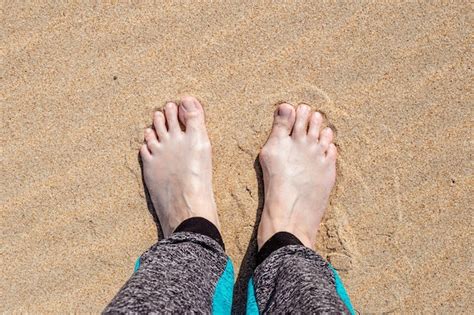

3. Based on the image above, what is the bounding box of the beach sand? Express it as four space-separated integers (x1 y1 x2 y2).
2 2 472 313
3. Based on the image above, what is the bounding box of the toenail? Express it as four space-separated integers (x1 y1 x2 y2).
145 128 152 133
165 102 175 109
313 112 322 119
299 105 310 112
181 98 198 111
278 105 292 117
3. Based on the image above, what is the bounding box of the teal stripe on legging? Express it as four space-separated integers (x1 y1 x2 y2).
246 278 259 314
133 257 141 272
329 264 355 315
212 258 235 315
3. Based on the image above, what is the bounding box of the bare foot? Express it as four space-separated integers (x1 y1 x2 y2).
257 103 337 250
140 96 219 237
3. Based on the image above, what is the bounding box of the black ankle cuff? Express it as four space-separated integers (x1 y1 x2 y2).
174 217 225 251
257 232 304 266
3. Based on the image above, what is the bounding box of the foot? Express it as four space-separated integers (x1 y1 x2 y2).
257 103 337 250
140 96 219 237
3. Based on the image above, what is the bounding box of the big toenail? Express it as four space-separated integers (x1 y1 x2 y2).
181 99 198 111
278 106 292 117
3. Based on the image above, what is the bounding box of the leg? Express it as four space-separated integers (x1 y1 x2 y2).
247 103 354 314
104 97 234 313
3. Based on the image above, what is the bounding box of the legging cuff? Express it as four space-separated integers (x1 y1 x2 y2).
257 231 304 266
173 217 225 251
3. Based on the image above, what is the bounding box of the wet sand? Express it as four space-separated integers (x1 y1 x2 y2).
2 2 472 313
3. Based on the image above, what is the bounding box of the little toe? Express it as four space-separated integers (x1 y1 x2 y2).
144 128 160 152
308 111 323 141
319 127 334 151
326 143 337 161
153 111 168 139
164 102 181 133
140 143 152 160
292 104 311 139
269 103 296 138
178 96 206 132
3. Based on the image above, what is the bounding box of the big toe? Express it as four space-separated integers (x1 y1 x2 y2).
178 96 205 131
269 103 296 138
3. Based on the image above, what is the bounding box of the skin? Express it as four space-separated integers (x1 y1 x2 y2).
257 103 337 250
140 96 219 237
140 97 337 251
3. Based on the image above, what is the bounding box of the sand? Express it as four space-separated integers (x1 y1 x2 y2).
2 2 472 313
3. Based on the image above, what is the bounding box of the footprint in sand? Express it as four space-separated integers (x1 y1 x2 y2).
125 123 149 198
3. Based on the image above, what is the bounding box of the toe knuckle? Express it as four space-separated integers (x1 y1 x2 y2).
259 146 274 159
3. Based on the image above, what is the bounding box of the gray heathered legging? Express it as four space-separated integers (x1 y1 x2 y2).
103 217 354 314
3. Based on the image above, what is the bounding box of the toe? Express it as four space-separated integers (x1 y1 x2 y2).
144 128 160 152
292 104 311 139
326 143 337 160
153 111 168 139
308 111 323 141
140 143 152 160
178 96 205 132
164 102 181 133
269 103 296 138
319 127 334 151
